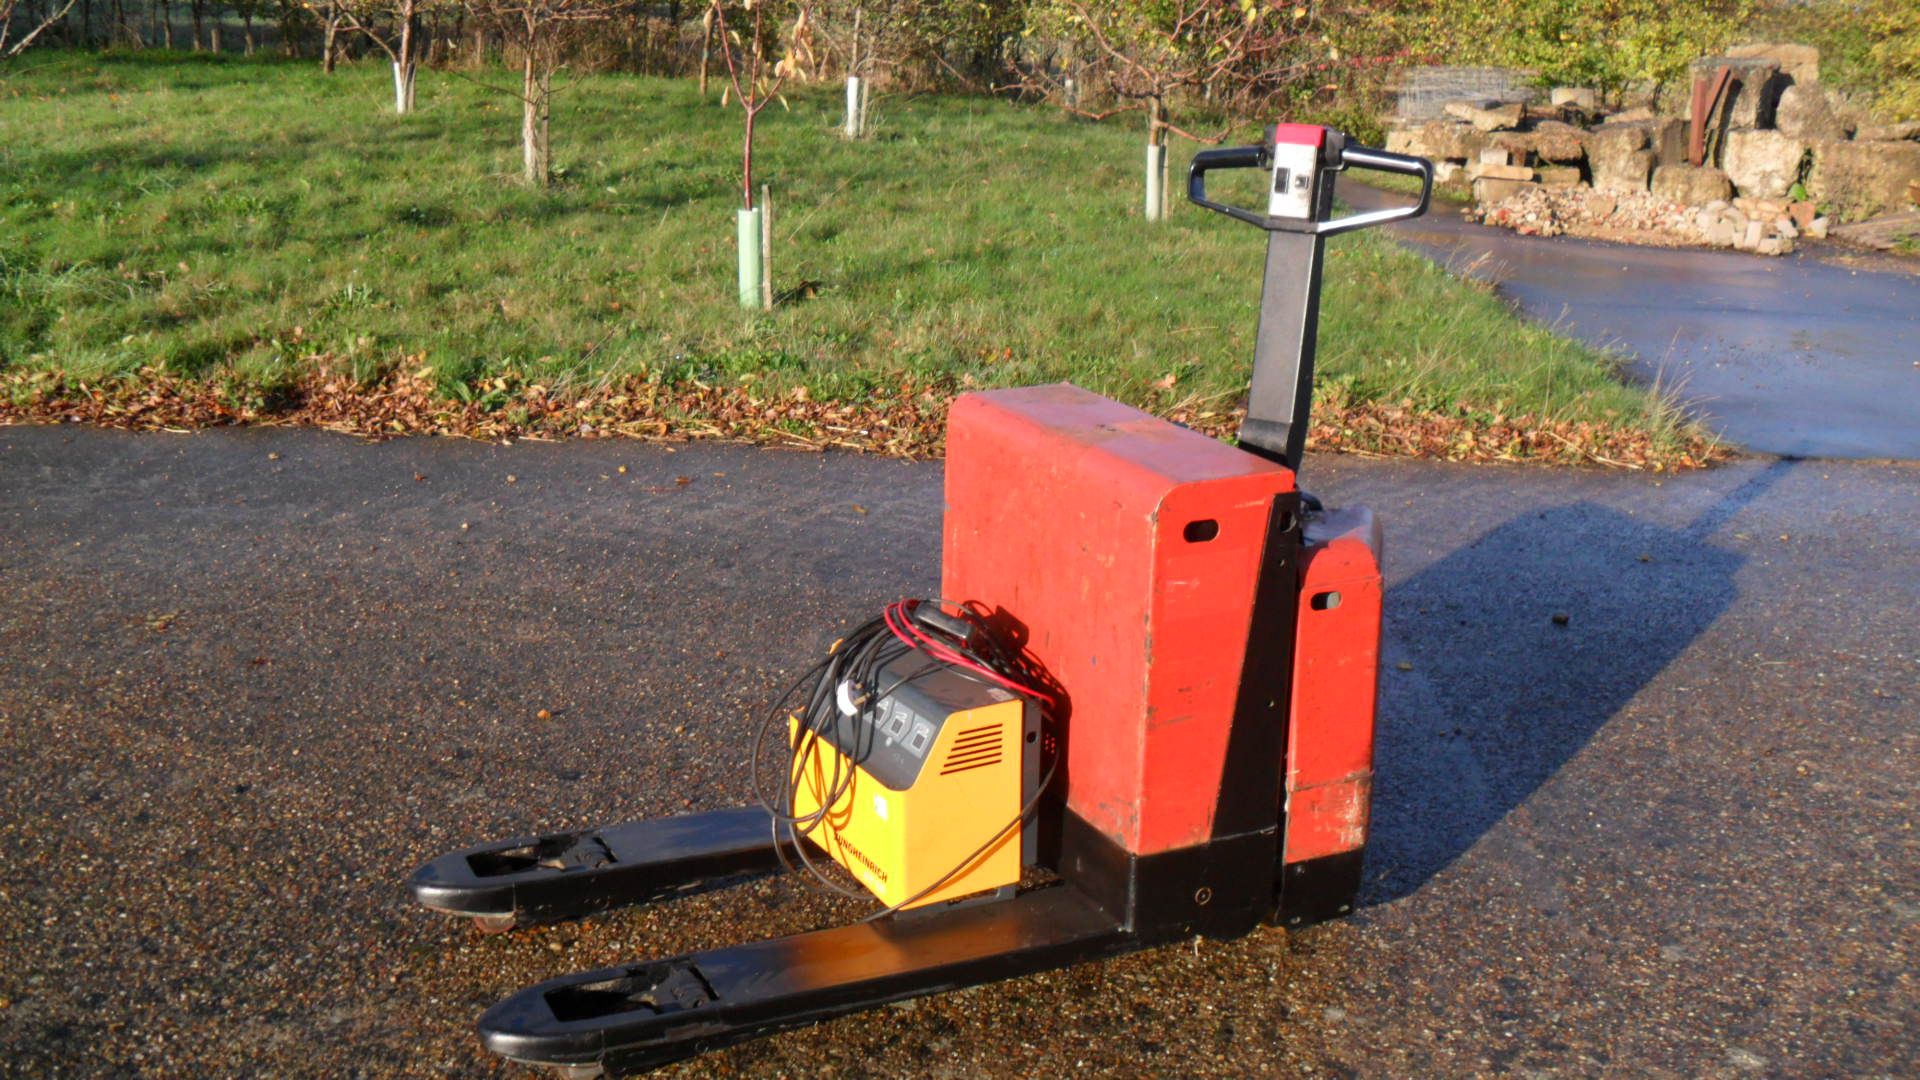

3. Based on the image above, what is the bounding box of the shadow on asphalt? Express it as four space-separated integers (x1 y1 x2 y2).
1364 460 1798 905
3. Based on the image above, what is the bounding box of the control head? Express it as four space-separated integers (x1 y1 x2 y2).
1188 124 1433 237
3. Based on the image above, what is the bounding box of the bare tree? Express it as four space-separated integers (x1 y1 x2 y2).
318 0 343 68
809 0 935 85
773 0 1022 121
1017 0 1299 221
233 0 261 52
2 0 81 58
707 0 815 307
709 0 813 210
331 0 430 111
696 2 711 94
109 0 136 46
459 0 619 185
799 0 870 134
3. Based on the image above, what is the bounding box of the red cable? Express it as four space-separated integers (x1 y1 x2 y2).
883 599 1057 708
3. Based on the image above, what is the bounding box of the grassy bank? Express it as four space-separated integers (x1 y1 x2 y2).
2 53 1714 466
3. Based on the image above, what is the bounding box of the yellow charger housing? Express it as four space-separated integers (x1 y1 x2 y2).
789 658 1039 910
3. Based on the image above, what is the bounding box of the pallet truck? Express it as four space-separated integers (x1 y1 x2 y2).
409 124 1431 1077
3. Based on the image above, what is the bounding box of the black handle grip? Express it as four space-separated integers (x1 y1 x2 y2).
1187 130 1434 235
1318 145 1433 237
1187 145 1271 228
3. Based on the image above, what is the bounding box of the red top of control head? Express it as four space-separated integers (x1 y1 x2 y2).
1271 123 1327 148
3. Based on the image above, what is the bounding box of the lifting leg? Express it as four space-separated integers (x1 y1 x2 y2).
478 885 1132 1076
410 807 791 930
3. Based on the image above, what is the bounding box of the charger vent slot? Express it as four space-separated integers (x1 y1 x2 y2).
941 723 1003 775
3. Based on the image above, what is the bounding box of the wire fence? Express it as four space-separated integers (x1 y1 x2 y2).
1390 65 1539 121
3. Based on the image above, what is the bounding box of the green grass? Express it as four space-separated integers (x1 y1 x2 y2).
2 51 1692 452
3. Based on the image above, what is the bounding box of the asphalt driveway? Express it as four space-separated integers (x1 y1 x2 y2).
1 425 1914 1077
1347 182 1920 460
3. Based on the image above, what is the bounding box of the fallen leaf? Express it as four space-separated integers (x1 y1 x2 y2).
0 363 1721 470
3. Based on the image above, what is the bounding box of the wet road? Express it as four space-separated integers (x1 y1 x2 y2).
2 426 1916 1077
1345 183 1920 460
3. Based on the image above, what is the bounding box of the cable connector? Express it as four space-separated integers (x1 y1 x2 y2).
911 604 977 648
835 679 865 718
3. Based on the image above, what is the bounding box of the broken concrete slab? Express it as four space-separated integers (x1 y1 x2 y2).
1828 210 1920 251
1445 100 1525 132
1652 164 1733 205
1808 140 1920 219
1589 125 1653 193
1550 87 1598 111
1650 118 1691 167
1537 166 1583 187
1418 120 1491 161
1725 42 1820 85
1854 121 1920 143
1384 125 1425 158
1591 122 1650 152
1593 149 1654 194
1472 177 1542 204
1470 161 1537 181
1518 120 1589 163
1775 83 1852 142
1723 130 1808 199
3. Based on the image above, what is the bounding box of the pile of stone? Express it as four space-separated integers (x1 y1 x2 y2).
1691 197 1829 254
1466 186 1682 240
1468 186 1831 256
1381 44 1920 255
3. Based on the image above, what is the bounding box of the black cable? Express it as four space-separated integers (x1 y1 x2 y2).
750 610 916 898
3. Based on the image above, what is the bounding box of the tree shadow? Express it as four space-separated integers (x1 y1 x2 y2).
1363 459 1794 904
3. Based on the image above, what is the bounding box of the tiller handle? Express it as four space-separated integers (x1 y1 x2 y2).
1185 124 1433 473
